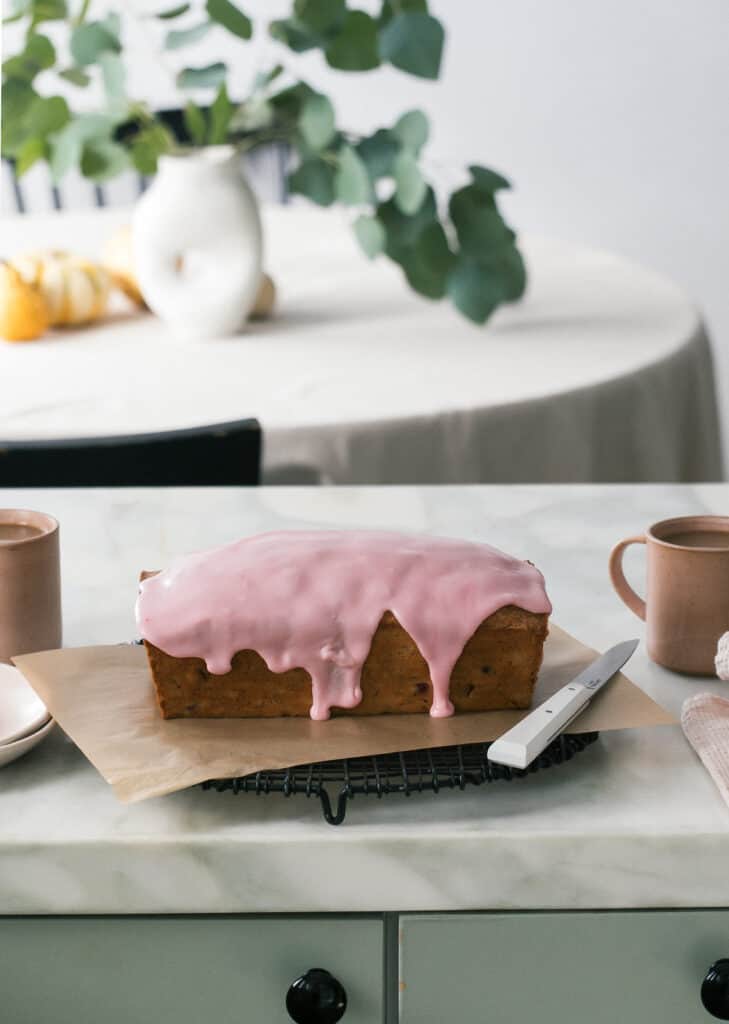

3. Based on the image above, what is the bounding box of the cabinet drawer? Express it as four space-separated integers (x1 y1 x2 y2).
399 910 729 1023
0 916 382 1024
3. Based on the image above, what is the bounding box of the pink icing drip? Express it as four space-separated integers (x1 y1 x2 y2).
135 530 551 721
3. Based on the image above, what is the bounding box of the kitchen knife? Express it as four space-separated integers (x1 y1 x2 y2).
486 638 639 770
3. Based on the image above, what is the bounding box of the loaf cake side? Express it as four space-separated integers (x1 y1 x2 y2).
144 606 548 719
137 530 552 720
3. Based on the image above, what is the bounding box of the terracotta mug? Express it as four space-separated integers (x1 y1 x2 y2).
610 515 729 675
0 509 62 663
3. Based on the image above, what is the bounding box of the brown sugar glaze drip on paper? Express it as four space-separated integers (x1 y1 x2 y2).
135 530 552 721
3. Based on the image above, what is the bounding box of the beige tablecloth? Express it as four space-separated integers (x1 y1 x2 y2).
0 206 722 483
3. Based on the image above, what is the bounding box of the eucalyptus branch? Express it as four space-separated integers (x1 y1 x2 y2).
0 0 527 324
74 0 93 27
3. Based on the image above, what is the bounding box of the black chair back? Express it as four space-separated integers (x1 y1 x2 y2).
0 419 261 487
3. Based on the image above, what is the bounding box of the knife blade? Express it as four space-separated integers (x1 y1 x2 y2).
486 638 639 770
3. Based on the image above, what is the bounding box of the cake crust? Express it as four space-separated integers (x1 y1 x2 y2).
143 606 549 719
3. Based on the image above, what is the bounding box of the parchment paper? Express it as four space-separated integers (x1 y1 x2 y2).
14 624 675 803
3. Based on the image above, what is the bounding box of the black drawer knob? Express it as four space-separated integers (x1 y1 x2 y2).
286 967 347 1023
702 960 729 1019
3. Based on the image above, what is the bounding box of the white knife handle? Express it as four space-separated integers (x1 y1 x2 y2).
487 682 590 769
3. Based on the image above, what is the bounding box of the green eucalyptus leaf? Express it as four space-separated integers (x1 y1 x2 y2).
393 150 426 214
49 112 117 181
379 11 444 79
3 33 55 81
294 0 345 33
49 132 80 180
58 66 91 87
30 0 66 24
2 78 37 117
27 31 56 66
155 3 190 18
469 164 511 193
325 11 380 71
2 90 67 166
165 21 211 49
268 81 313 120
206 0 252 39
296 129 345 162
1 79 38 156
378 0 427 26
449 184 514 255
334 143 370 204
74 112 117 137
130 142 156 175
24 94 70 137
392 109 428 153
447 255 505 324
70 21 120 66
80 138 130 181
49 125 81 181
377 185 437 262
500 246 526 301
99 51 125 103
400 220 454 298
474 244 526 302
353 213 385 258
130 123 173 174
288 157 335 206
104 11 121 38
269 17 321 52
3 0 30 26
356 128 398 179
183 100 206 144
15 136 46 175
229 94 273 132
298 92 335 151
176 62 227 90
208 82 233 143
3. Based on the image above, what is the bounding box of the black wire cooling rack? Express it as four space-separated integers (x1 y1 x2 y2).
201 732 599 825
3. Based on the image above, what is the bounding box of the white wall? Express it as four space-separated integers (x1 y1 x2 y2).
5 0 729 455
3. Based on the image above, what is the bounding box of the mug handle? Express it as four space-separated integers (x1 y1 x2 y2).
609 535 647 620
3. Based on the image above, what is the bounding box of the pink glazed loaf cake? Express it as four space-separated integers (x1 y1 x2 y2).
135 530 551 721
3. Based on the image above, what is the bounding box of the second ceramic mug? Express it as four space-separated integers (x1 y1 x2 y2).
0 508 62 663
610 515 729 675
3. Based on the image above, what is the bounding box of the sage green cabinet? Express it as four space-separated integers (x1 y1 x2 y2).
6 909 729 1022
0 916 383 1024
399 911 729 1023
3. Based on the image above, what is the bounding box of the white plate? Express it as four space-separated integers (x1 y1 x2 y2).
0 663 49 745
0 716 55 768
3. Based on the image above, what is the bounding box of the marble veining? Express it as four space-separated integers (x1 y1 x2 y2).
2 484 729 914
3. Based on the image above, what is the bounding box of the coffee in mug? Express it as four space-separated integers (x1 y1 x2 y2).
610 515 729 675
0 509 62 663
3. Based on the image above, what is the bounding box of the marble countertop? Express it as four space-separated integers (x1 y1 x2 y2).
2 484 729 915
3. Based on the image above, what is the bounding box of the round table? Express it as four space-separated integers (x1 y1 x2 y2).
0 206 722 484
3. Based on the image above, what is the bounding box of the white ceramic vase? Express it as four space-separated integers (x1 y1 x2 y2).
132 146 263 339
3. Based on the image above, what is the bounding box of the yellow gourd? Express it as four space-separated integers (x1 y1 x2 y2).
11 250 111 326
0 262 50 342
101 225 146 307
